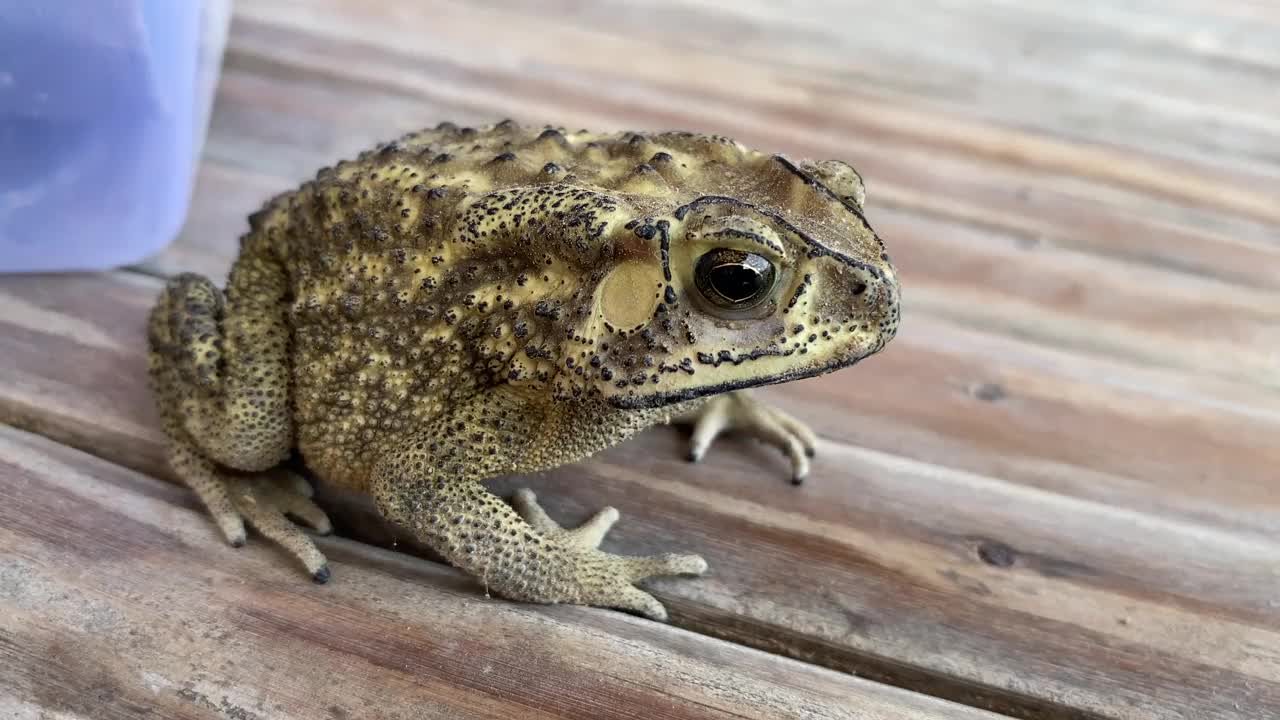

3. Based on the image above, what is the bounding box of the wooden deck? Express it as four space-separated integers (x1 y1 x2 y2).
2 1 1278 718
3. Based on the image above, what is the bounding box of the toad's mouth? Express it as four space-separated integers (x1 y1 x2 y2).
606 351 870 410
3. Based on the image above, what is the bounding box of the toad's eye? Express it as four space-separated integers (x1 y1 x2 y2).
694 248 776 310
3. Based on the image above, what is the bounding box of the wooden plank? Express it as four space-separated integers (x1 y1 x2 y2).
137 11 1280 391
3 272 1277 720
0 427 996 720
240 0 1280 224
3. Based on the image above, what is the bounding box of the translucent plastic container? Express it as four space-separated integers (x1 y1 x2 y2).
0 0 231 272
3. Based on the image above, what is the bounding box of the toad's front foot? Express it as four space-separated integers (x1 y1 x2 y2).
511 488 620 550
674 391 818 484
510 489 707 620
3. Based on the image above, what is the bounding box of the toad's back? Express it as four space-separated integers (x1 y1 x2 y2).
239 125 742 485
237 122 881 487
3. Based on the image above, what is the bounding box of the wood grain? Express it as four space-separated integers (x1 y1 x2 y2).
0 427 1001 720
3 271 1276 720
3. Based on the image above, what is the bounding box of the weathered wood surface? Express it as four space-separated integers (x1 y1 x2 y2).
3 1 1279 719
3 270 1278 720
1 427 1003 720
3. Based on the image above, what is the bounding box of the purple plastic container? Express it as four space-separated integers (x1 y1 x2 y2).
0 1 230 272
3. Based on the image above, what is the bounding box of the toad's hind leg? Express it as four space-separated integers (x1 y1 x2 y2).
149 250 292 473
168 433 332 580
147 236 326 578
149 342 332 578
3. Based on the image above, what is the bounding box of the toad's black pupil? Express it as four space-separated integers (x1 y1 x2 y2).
710 264 763 301
695 249 775 309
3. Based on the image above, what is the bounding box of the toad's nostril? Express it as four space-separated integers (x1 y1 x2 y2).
851 281 868 296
